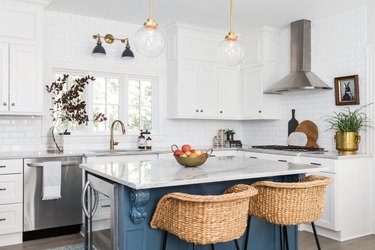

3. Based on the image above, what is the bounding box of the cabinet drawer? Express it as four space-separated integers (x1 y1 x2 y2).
0 175 22 204
0 160 22 175
0 203 22 235
298 157 336 173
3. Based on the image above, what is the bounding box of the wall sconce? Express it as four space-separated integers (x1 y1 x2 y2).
92 34 135 59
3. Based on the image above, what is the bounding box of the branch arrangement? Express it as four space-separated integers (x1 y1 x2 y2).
46 74 107 127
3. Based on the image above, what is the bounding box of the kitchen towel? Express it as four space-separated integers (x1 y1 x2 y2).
42 161 62 200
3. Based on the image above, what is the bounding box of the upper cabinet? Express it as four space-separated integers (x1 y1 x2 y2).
0 1 45 115
165 23 280 120
166 24 242 120
241 28 280 119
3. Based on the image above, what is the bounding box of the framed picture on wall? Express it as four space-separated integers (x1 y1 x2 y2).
334 75 359 106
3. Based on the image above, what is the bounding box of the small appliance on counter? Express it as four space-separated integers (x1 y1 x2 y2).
213 129 226 148
229 140 242 148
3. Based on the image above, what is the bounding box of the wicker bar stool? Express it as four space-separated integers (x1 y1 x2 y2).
150 184 258 250
244 175 332 250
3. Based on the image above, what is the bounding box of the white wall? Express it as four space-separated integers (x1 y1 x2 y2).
367 2 375 234
242 6 369 152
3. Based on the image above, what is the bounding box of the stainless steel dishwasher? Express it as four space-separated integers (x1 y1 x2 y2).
23 156 82 240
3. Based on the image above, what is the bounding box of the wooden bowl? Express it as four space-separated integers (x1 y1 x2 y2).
171 144 213 167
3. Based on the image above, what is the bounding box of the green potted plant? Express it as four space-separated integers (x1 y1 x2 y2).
326 104 371 155
46 74 107 152
224 129 236 141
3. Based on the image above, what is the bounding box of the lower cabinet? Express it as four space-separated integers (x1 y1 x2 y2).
244 152 372 241
0 159 23 247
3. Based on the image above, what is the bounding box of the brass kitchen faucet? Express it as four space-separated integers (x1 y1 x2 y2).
109 120 126 150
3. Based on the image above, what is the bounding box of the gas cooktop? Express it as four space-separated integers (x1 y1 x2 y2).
251 145 325 152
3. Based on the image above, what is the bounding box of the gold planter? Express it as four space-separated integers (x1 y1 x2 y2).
334 131 361 155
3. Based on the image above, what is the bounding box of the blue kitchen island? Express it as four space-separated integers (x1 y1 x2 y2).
80 156 327 250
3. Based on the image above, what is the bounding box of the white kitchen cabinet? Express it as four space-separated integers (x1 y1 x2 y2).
241 28 280 119
297 156 371 241
9 45 43 114
244 151 297 163
0 159 23 247
0 43 43 115
218 68 242 119
0 43 9 112
166 24 243 120
177 63 218 118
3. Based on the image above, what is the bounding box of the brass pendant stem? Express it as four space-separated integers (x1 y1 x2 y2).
230 0 233 33
149 0 153 19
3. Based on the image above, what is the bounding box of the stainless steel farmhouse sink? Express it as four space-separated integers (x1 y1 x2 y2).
90 149 152 155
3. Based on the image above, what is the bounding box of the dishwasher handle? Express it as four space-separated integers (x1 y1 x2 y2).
27 161 81 167
81 181 99 219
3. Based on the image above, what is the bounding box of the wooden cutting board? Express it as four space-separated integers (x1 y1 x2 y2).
295 120 319 148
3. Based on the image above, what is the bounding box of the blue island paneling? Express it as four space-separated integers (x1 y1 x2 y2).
116 175 301 250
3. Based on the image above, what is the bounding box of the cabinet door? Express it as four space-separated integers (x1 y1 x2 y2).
9 45 42 114
218 68 242 118
179 66 199 117
304 171 338 231
197 67 218 118
242 66 263 119
0 43 9 112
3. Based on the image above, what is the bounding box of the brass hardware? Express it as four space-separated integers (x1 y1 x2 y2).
144 18 158 29
223 0 239 42
93 34 129 45
11 103 15 106
335 131 360 155
110 120 126 150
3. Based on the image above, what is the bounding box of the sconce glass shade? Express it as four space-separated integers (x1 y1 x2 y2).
217 38 245 66
121 47 135 59
92 43 106 57
134 26 165 58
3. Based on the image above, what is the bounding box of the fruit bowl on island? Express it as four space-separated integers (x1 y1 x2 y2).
171 144 213 167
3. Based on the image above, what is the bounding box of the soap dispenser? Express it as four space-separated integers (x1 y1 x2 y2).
138 130 146 150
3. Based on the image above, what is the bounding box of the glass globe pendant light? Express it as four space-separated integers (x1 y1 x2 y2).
217 0 245 66
134 0 166 58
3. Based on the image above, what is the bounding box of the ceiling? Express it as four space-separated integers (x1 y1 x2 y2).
46 0 371 32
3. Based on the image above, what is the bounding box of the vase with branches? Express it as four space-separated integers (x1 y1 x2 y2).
46 74 107 152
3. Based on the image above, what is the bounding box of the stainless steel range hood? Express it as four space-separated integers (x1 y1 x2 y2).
265 19 332 94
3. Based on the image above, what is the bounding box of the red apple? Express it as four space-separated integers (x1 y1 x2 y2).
182 144 191 153
173 149 183 157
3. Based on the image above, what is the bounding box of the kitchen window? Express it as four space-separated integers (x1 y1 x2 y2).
52 70 157 135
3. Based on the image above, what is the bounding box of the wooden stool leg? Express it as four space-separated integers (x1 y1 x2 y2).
244 216 252 250
162 231 168 250
210 244 215 250
311 222 322 250
279 225 285 250
193 243 197 250
283 226 289 250
234 239 240 250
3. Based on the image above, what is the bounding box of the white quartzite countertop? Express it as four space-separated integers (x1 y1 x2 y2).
80 156 329 190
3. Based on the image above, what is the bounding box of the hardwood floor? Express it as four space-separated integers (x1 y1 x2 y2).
0 232 374 249
299 231 375 250
0 234 83 250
